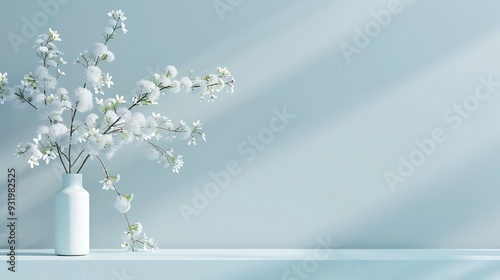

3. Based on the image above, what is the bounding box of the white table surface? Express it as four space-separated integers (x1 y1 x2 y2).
2 249 500 280
3 249 500 260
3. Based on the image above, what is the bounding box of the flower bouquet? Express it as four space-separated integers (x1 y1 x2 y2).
0 9 235 252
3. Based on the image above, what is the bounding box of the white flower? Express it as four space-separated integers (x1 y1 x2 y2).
170 80 180 93
206 74 218 84
180 76 193 92
42 149 57 164
28 156 39 168
0 72 8 83
48 123 69 143
49 28 61 41
193 120 202 129
57 69 65 76
104 51 115 62
114 194 133 213
136 79 155 93
85 66 102 87
92 43 108 57
0 87 13 105
102 73 114 88
191 77 207 96
100 178 113 190
164 65 177 78
74 87 93 112
217 67 231 77
188 137 196 146
105 110 119 124
95 97 103 106
121 233 133 251
85 113 99 127
152 112 160 118
38 46 49 53
123 112 146 136
179 121 192 139
142 117 158 139
116 9 126 21
99 174 119 190
33 134 42 144
115 94 125 103
172 155 183 173
159 76 171 88
136 234 157 252
129 222 142 237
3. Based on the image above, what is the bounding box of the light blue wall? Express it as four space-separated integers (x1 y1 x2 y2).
1 0 500 249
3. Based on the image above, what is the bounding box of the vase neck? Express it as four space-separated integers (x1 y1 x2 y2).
62 174 83 188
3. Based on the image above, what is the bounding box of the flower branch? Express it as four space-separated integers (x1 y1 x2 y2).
0 9 236 251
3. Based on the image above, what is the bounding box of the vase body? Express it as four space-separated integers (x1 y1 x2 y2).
55 174 89 256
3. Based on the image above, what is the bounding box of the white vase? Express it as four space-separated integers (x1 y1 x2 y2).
55 174 89 256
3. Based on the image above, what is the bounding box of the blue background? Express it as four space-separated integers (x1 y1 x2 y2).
1 0 500 250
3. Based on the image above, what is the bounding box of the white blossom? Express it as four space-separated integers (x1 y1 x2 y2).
114 194 133 213
28 156 39 168
180 76 193 92
172 155 183 173
115 94 125 103
85 66 102 88
164 65 177 78
85 113 99 128
34 66 57 89
129 222 142 237
121 234 133 251
104 51 115 62
136 79 155 93
170 80 180 93
74 87 93 112
102 73 114 88
48 123 69 143
178 121 192 139
217 67 231 77
99 174 119 190
49 28 61 42
0 72 8 83
0 87 13 105
92 43 108 57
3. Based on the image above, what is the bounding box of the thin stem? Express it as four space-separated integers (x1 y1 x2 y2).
55 144 68 173
71 150 85 167
14 90 37 110
68 103 79 173
76 154 90 174
59 150 70 162
95 155 135 251
102 94 148 134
